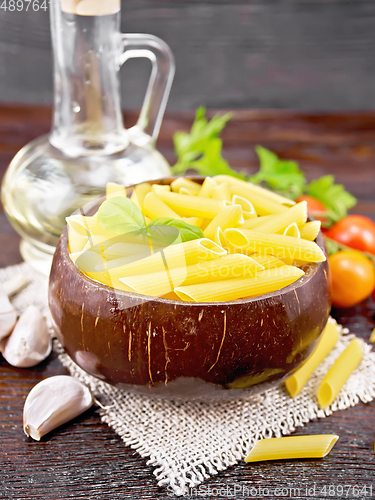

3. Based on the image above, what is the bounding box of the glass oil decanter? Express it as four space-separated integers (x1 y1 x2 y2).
1 0 174 274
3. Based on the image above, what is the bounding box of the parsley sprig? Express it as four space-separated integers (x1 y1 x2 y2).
171 108 356 225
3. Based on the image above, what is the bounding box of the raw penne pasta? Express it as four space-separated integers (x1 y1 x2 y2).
204 204 243 240
143 192 183 220
66 214 115 239
229 185 289 216
130 182 151 209
174 265 304 302
285 318 340 398
210 183 231 201
171 177 201 195
68 228 89 254
156 190 226 218
250 254 287 269
239 215 274 229
317 338 363 409
224 228 326 263
244 435 339 462
254 201 307 234
179 187 198 196
215 175 295 206
69 175 325 301
182 217 204 227
198 177 217 198
213 227 229 249
232 195 257 219
106 238 226 284
119 254 263 296
283 222 301 238
70 250 112 286
300 220 322 241
103 242 153 260
151 184 170 193
106 182 126 199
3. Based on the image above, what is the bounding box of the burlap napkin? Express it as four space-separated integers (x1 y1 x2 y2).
2 263 375 497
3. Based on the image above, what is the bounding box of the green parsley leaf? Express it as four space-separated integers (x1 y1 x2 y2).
97 197 147 235
307 175 357 224
171 107 246 180
148 218 204 244
249 146 306 200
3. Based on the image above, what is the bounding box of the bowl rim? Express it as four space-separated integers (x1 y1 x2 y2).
61 176 327 307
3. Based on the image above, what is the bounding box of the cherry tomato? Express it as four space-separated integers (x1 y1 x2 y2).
329 250 375 308
296 195 328 224
325 215 375 255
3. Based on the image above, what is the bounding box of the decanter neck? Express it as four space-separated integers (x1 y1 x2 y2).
49 5 128 156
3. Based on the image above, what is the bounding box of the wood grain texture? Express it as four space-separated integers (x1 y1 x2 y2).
1 1 375 110
0 104 375 499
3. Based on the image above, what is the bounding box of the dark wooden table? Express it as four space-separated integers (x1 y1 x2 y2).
1 104 374 499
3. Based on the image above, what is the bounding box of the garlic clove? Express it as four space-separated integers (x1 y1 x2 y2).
1 305 52 368
1 274 29 297
23 375 93 441
0 291 17 341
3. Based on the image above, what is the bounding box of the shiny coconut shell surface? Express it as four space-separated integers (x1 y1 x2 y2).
48 180 331 401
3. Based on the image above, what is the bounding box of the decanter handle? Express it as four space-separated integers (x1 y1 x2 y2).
120 33 175 144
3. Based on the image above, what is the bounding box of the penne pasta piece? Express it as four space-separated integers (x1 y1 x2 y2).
130 182 151 209
171 177 201 195
151 184 171 193
317 338 363 410
106 182 126 199
174 265 304 302
210 183 231 202
143 192 183 220
254 201 307 234
244 435 339 462
224 228 326 263
229 185 289 216
239 215 275 230
250 254 287 269
232 195 257 219
370 328 375 343
103 242 153 260
156 190 226 218
285 318 340 398
204 204 243 240
119 254 263 296
300 220 322 241
160 291 182 301
198 177 217 198
179 187 197 196
107 238 226 284
213 227 230 249
283 222 301 238
66 214 116 239
182 217 204 228
70 250 112 286
67 224 89 254
215 175 295 206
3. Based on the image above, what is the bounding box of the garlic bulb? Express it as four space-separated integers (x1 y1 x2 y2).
0 291 17 341
1 305 51 368
23 376 93 441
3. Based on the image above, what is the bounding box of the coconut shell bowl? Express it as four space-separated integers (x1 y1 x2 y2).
48 177 331 401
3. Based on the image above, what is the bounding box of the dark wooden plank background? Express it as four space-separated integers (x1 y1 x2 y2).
1 0 375 110
0 105 375 499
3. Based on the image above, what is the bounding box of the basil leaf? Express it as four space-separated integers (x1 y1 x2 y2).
148 218 204 243
97 197 146 235
147 225 182 248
